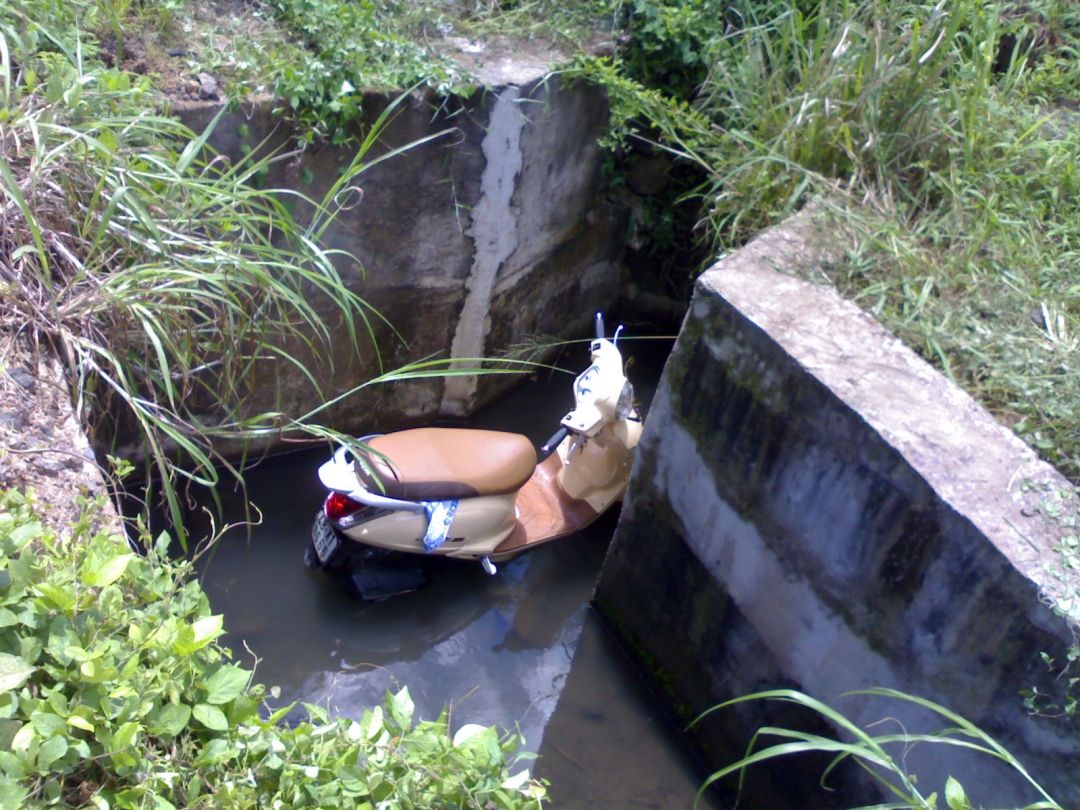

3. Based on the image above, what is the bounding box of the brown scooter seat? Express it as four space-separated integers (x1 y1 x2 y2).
355 427 537 501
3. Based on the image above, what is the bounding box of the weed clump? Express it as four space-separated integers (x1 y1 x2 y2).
0 489 547 808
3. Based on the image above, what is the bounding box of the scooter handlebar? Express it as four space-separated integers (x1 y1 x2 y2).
542 426 569 455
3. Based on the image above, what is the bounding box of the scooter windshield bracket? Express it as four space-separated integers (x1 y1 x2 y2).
566 435 587 466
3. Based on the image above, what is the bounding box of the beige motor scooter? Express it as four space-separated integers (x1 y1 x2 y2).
308 314 642 600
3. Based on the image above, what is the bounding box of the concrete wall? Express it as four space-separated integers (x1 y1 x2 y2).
145 74 624 458
594 212 1080 808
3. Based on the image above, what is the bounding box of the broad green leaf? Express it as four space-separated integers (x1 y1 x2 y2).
79 659 119 684
171 622 197 655
302 702 329 724
267 701 298 725
0 609 17 628
66 715 94 733
34 583 75 613
0 719 20 750
0 655 33 693
191 615 224 647
10 724 35 756
453 724 487 747
151 703 191 738
500 768 531 791
945 776 969 810
80 553 135 588
36 734 67 769
194 737 233 766
192 703 228 731
98 128 118 154
29 711 65 738
63 645 89 662
113 721 141 751
363 706 384 740
226 694 258 725
388 687 414 728
154 531 171 559
8 521 42 552
336 763 368 795
203 665 248 705
0 781 28 810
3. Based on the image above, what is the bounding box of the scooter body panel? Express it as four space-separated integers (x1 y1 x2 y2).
338 493 518 559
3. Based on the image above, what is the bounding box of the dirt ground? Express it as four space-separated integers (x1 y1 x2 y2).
100 0 282 104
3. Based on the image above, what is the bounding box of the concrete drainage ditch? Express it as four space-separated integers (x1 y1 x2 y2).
10 65 1080 808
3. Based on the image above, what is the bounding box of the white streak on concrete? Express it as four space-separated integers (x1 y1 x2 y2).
644 384 896 696
441 87 523 415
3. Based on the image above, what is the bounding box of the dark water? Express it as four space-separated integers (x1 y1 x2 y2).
192 333 722 809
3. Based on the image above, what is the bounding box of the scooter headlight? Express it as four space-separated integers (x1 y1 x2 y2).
615 381 635 421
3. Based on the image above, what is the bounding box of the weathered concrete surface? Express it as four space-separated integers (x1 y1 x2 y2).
595 213 1080 808
144 73 623 459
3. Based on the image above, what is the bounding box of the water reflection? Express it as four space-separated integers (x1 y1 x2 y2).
536 613 722 809
192 334 720 805
198 449 616 749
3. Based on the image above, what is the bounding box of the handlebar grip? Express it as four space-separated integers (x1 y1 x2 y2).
595 312 605 340
542 426 570 455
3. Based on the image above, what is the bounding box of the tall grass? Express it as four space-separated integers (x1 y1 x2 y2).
0 28 452 545
612 0 1080 481
699 689 1062 809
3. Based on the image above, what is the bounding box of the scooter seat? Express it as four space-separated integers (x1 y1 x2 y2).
355 428 537 501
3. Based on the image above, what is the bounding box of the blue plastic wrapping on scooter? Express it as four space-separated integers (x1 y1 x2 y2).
420 500 459 551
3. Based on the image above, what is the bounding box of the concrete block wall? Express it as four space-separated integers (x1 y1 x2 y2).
594 212 1080 808
144 75 624 459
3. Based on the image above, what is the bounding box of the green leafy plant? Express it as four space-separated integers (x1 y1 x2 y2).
698 688 1061 810
226 0 618 143
0 487 547 809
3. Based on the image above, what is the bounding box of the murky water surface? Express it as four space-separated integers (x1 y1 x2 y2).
194 333 721 808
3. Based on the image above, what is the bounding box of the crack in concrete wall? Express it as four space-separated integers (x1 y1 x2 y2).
441 87 524 416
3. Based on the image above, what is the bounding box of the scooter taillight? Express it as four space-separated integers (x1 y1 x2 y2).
324 492 362 522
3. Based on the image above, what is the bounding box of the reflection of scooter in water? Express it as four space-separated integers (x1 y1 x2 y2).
308 314 642 600
493 517 616 653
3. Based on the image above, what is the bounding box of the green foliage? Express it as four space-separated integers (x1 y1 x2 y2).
1015 480 1080 719
0 0 103 60
0 29 413 545
698 688 1061 809
266 0 455 143
577 0 1080 488
237 0 616 143
0 489 547 809
620 0 726 99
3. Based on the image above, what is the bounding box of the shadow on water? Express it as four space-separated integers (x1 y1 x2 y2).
182 329 723 808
